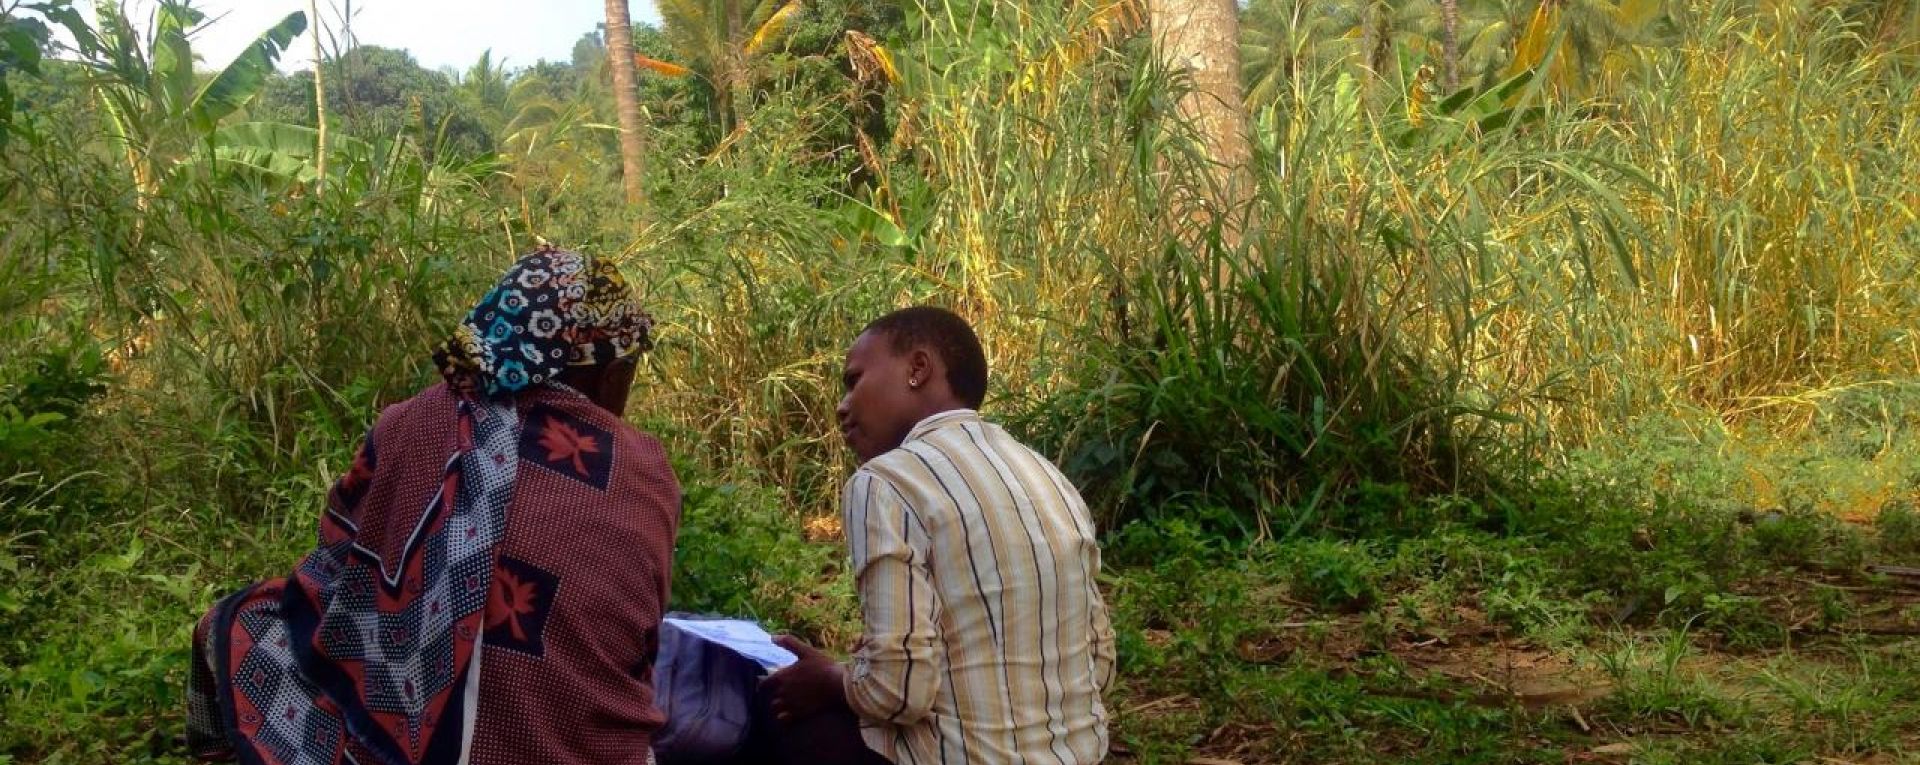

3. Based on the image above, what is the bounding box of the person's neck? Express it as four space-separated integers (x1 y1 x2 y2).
909 399 971 426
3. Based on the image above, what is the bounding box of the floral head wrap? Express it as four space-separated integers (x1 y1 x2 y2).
435 246 654 398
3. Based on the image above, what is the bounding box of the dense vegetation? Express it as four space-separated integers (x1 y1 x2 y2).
2 0 1917 762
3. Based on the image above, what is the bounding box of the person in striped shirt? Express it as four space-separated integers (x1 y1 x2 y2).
763 306 1117 765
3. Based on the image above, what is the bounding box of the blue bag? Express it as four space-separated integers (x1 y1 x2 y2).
650 614 770 764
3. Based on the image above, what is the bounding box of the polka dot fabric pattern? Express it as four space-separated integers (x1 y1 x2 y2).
469 386 680 765
187 384 682 765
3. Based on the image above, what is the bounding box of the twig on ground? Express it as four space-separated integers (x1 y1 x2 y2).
1122 694 1192 716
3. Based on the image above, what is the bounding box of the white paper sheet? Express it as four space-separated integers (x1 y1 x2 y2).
664 617 799 670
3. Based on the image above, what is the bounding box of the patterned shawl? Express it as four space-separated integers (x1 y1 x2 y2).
188 248 655 765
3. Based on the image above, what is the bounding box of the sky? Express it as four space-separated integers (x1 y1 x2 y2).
85 1 664 73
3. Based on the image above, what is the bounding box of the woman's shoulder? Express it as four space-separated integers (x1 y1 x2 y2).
361 382 456 435
518 387 672 468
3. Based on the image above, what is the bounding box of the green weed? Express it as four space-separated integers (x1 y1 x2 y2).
1279 539 1384 613
1879 500 1920 558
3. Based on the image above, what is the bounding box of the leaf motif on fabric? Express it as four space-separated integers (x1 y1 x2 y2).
537 417 601 477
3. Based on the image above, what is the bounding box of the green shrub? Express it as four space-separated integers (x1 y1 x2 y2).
1480 553 1590 642
1750 509 1826 568
1102 512 1244 568
1099 516 1266 690
1597 630 1750 731
1878 500 1920 557
1277 539 1383 612
668 477 857 643
1810 585 1855 631
1749 508 1868 572
1022 233 1496 536
1696 592 1788 651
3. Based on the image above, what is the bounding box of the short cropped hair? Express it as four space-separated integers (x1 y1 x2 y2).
863 306 989 409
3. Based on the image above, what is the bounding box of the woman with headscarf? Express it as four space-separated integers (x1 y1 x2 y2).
187 246 681 765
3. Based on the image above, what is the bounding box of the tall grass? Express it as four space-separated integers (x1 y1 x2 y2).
620 8 1172 514
2 0 1914 527
1619 0 1920 405
886 0 1917 531
0 100 509 515
585 0 1920 530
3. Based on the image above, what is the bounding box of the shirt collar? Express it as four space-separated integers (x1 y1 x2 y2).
904 408 980 444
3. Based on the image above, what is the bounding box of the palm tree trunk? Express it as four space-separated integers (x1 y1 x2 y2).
1148 0 1252 220
1440 0 1460 92
726 0 744 133
310 0 328 192
1367 4 1392 78
604 0 649 212
717 71 736 137
1149 0 1249 168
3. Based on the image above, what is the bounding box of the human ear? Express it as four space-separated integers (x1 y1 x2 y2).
908 348 935 389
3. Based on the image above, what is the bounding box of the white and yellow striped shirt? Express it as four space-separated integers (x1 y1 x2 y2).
842 409 1115 765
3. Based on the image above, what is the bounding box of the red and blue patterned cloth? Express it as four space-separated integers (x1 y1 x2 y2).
188 249 679 765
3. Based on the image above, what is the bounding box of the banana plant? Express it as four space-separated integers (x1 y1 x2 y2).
77 0 306 199
210 121 366 183
209 120 501 216
1393 66 1542 148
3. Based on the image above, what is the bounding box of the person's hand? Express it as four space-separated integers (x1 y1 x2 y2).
760 635 849 725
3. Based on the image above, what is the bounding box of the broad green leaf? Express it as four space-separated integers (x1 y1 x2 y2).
1472 69 1536 116
69 669 102 702
1475 105 1544 132
2 25 44 75
873 216 908 248
151 1 204 113
217 121 329 156
188 10 306 133
121 535 145 568
1435 80 1481 116
210 120 377 182
43 4 98 56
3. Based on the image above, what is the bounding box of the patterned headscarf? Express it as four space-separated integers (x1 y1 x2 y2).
436 246 654 398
